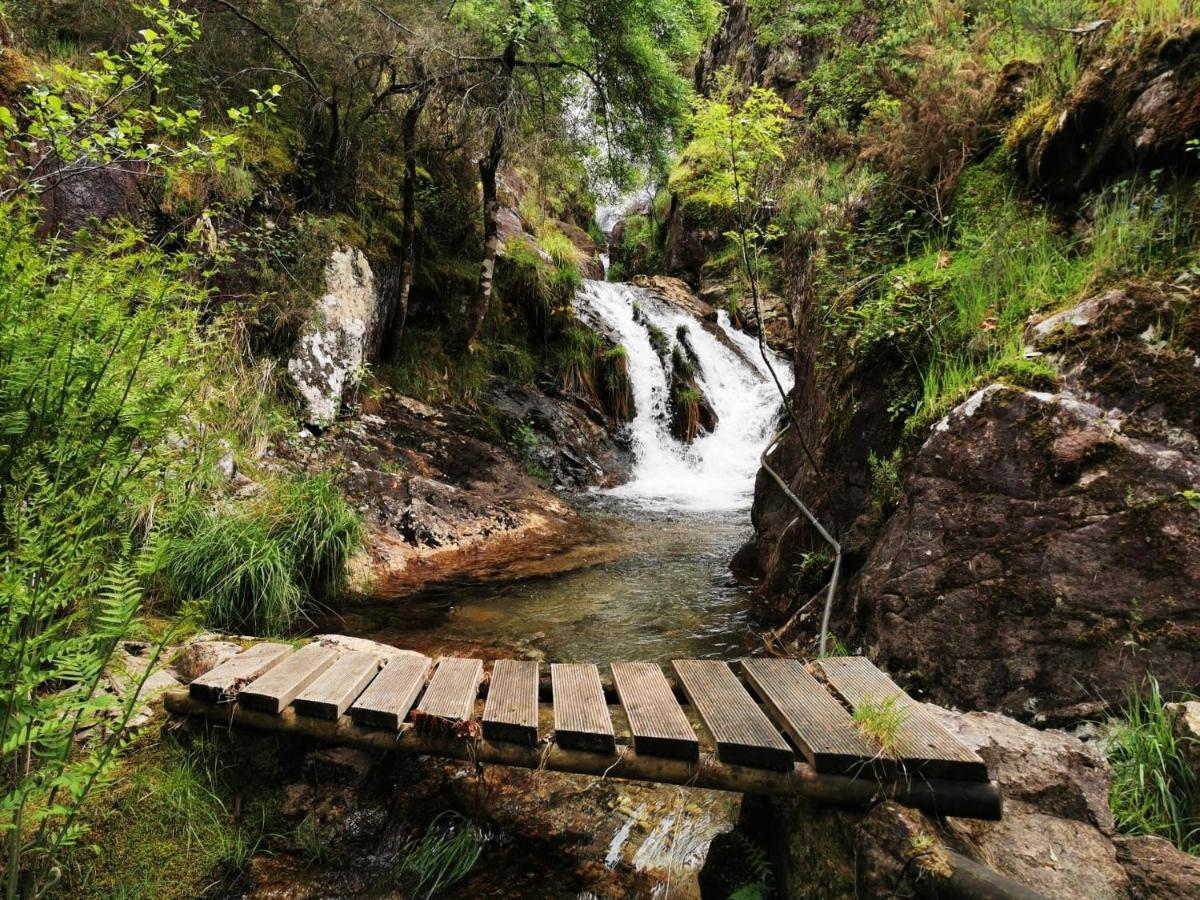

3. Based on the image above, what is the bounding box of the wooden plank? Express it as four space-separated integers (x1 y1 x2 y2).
612 662 698 760
741 658 876 775
552 663 615 753
815 656 988 782
349 653 431 730
189 642 292 703
482 659 539 745
672 659 792 771
416 657 482 722
238 643 338 714
293 651 383 720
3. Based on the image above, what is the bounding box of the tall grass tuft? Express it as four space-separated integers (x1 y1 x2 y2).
153 474 362 635
1107 678 1200 854
395 811 485 899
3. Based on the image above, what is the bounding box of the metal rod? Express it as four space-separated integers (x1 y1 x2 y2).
164 691 1002 821
759 426 842 655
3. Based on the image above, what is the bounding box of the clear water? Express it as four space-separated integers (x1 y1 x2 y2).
345 279 789 663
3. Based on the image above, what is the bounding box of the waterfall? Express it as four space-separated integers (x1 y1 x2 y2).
577 279 793 512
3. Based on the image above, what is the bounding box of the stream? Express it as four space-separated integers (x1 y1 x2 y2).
288 277 796 898
345 279 793 665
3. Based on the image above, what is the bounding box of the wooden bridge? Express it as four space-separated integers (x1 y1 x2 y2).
164 638 1002 821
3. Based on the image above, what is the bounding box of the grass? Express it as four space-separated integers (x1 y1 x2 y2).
63 730 289 898
394 811 485 899
1107 678 1200 854
853 694 909 759
152 473 363 635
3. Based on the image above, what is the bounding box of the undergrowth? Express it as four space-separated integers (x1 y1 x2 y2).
853 694 909 759
1107 678 1200 854
394 811 485 899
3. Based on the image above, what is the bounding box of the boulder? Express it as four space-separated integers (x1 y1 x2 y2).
39 157 148 236
631 275 717 320
288 247 381 428
1167 700 1200 775
1012 24 1200 197
853 382 1200 722
767 704 1198 899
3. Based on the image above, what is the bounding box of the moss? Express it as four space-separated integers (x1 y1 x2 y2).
63 728 292 899
1005 97 1054 157
0 46 34 98
992 356 1060 392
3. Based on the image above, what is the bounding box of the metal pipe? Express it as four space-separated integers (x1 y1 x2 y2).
164 691 1003 821
759 426 842 655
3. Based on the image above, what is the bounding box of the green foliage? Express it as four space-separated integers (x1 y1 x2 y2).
395 811 485 900
725 831 775 899
63 731 289 897
1107 678 1200 854
853 693 909 758
867 450 904 517
0 1 278 200
0 204 213 897
151 473 362 635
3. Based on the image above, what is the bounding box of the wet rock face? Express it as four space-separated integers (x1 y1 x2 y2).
1013 24 1200 197
287 247 381 428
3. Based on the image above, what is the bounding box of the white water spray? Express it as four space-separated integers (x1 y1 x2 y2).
577 279 792 512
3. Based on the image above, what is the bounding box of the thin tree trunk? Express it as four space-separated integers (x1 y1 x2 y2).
382 86 428 361
450 38 518 354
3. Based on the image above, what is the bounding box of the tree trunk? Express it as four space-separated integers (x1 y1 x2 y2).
381 87 428 361
450 39 518 355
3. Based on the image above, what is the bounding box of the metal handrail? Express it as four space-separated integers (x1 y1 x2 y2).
760 425 842 656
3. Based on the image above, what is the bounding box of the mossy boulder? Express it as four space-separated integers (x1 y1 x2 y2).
1013 25 1200 198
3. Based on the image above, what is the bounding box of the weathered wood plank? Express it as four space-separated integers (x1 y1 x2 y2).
189 642 292 703
416 657 483 722
672 659 792 771
552 663 615 753
612 662 698 760
349 653 431 730
238 643 338 714
815 656 988 782
482 659 539 745
293 651 382 720
741 658 876 775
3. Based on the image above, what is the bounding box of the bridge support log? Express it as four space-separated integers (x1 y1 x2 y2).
163 690 1002 821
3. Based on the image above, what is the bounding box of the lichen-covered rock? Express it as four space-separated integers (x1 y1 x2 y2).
287 247 380 428
853 381 1200 722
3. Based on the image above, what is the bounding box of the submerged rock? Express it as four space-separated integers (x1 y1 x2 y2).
287 247 381 428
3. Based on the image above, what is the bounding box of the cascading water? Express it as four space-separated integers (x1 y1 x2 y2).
577 279 793 512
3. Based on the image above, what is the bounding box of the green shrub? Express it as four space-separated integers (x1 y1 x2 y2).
868 450 904 517
1107 678 1200 854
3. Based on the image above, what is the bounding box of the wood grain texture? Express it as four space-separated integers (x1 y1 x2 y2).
293 651 382 720
552 663 615 753
672 659 792 771
189 642 292 703
612 662 698 760
417 657 483 722
482 659 539 745
238 643 338 714
815 656 988 782
349 653 431 730
741 658 876 774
